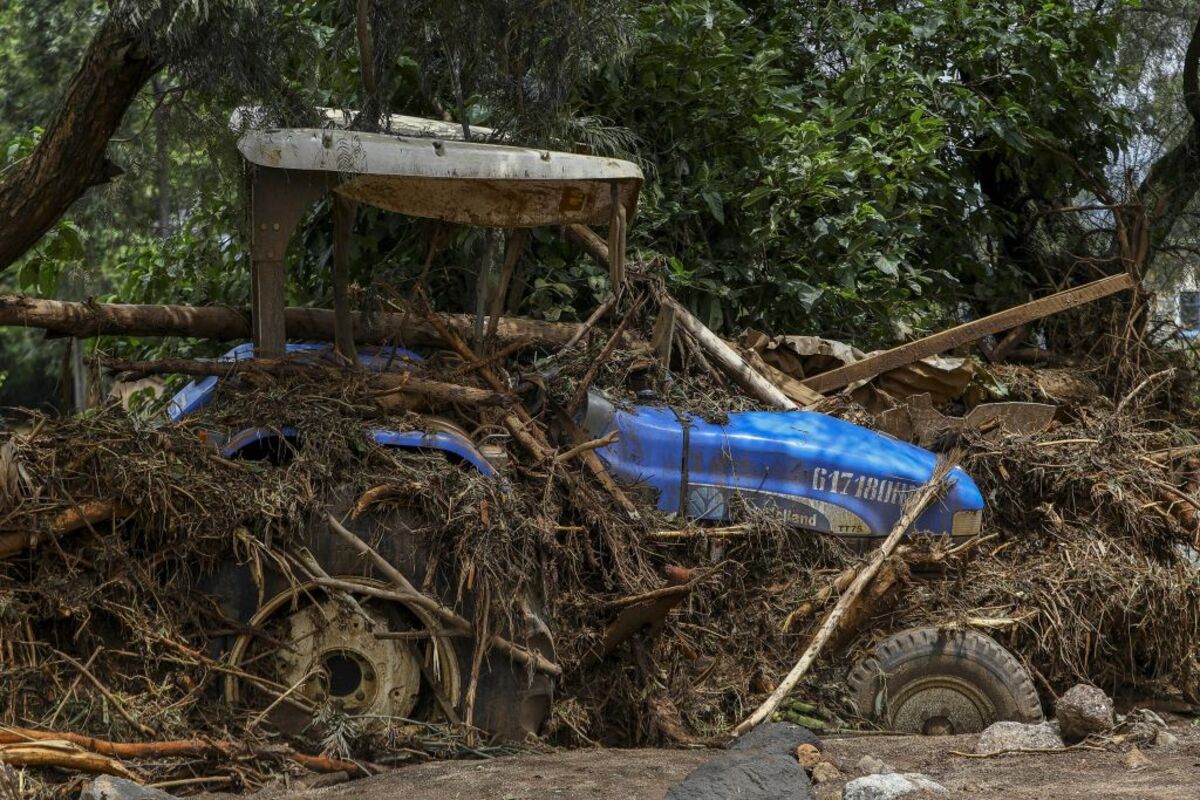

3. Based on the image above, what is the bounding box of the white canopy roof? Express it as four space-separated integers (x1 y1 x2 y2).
238 124 643 227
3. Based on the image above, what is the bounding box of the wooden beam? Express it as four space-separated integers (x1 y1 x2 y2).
803 273 1137 394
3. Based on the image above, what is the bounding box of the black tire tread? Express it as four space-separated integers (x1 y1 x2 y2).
846 627 1041 726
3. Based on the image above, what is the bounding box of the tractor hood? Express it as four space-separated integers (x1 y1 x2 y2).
581 392 983 539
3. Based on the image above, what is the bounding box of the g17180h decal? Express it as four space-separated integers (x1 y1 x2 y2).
811 468 915 507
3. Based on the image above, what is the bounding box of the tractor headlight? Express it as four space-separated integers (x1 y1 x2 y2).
951 509 983 537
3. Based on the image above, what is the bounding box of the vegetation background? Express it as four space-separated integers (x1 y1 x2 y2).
2 0 1198 408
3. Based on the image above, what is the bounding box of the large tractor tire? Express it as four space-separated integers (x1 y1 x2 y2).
847 627 1042 735
213 488 554 741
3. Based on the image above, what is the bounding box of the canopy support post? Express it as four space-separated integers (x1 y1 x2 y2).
332 194 358 362
248 167 328 358
607 183 626 291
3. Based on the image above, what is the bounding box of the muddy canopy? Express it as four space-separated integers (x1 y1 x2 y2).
238 126 643 228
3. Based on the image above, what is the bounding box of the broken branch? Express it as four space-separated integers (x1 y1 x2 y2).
731 457 954 738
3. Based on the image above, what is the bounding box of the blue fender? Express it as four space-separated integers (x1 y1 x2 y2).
167 343 496 477
580 392 983 538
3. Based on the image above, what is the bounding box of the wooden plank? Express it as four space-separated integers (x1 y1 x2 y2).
802 273 1137 394
650 304 676 366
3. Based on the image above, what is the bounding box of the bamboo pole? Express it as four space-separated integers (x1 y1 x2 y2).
731 457 954 738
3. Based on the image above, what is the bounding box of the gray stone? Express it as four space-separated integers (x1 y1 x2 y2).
80 777 176 800
900 773 948 794
974 720 1064 754
855 754 893 775
1155 729 1179 749
731 720 822 752
665 722 816 800
1055 684 1114 742
842 773 918 800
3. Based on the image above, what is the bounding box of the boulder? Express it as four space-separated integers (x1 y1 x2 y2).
843 774 917 800
1055 684 1114 742
974 720 1063 755
665 722 817 800
842 772 946 799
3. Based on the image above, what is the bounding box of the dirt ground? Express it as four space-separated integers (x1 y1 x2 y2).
212 718 1200 800
817 721 1200 799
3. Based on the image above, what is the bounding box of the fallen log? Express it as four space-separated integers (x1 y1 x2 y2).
103 356 515 408
731 457 954 738
0 740 134 779
0 294 599 349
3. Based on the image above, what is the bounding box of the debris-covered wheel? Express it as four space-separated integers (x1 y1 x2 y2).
847 627 1042 734
223 577 463 734
213 487 555 740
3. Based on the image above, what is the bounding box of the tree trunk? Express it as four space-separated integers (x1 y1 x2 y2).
0 294 616 349
0 15 160 272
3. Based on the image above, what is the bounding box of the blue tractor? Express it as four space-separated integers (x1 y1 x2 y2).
187 117 1040 741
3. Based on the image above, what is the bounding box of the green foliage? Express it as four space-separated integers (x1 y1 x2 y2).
582 0 1133 342
0 0 1168 412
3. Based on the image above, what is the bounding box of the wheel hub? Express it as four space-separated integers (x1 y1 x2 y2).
277 599 423 718
886 676 995 735
225 578 463 733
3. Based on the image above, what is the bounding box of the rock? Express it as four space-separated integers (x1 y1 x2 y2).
1122 745 1152 771
843 773 947 800
855 754 893 775
80 777 176 800
1154 729 1179 749
1056 684 1114 742
810 761 842 784
733 721 822 753
666 722 816 800
974 721 1064 755
901 773 948 794
796 743 823 769
842 773 917 800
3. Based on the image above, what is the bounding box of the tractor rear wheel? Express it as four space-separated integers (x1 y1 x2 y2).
215 488 555 741
847 627 1042 735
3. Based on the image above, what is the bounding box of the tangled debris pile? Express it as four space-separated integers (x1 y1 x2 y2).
2 280 1200 793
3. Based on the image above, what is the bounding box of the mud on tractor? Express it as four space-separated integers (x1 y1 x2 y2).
175 113 1042 741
